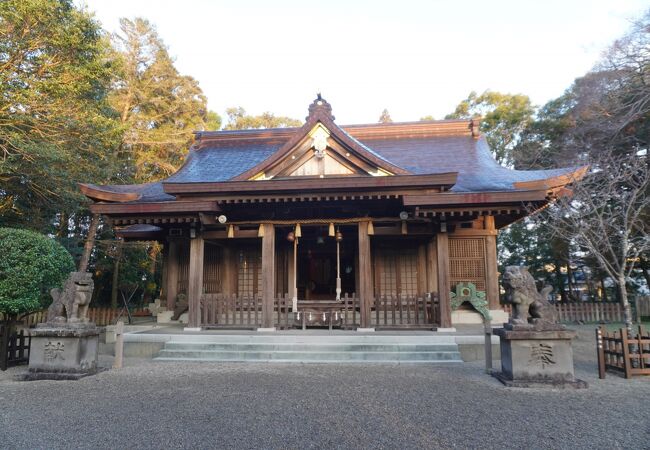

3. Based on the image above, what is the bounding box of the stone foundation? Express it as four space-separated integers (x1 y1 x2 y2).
22 323 100 381
492 325 587 389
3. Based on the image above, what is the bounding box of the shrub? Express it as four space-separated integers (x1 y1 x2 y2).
0 228 75 317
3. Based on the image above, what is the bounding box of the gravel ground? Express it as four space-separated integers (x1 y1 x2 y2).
0 326 648 450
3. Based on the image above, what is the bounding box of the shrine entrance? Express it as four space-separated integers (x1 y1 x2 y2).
295 225 357 300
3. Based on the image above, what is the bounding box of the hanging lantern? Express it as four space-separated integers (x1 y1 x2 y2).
367 220 374 235
295 223 302 238
257 223 264 237
328 222 335 237
287 231 295 242
335 229 343 242
227 224 234 238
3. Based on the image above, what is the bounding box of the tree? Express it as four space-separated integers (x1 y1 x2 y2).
378 109 392 123
110 18 216 182
205 111 222 131
0 228 75 322
0 0 121 231
224 107 302 130
420 115 435 121
541 151 649 334
446 91 535 165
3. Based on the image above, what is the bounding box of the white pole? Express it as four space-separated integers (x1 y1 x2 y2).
292 237 298 312
336 239 341 301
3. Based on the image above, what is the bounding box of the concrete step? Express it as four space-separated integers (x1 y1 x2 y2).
163 342 460 352
149 335 458 344
156 349 462 362
154 337 463 363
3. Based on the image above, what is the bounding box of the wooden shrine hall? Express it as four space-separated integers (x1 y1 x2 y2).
81 95 585 331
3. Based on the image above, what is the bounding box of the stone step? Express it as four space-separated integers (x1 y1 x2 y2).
155 349 462 362
150 334 457 345
163 342 460 352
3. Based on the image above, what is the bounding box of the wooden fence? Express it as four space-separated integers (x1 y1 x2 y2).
372 293 438 328
2 307 150 328
501 301 646 323
200 294 293 329
597 326 650 378
0 325 30 371
637 296 650 319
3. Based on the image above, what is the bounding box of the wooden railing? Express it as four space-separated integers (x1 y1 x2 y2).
275 295 292 330
340 294 361 329
597 326 650 379
372 293 439 328
502 302 633 323
2 307 149 328
199 294 292 329
201 294 262 328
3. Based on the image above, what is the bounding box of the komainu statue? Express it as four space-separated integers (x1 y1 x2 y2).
502 266 557 326
47 272 94 324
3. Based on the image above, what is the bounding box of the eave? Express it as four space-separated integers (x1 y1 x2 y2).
163 173 458 195
79 183 142 202
512 166 589 190
402 190 550 207
90 200 220 215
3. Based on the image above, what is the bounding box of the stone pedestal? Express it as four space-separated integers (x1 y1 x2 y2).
23 323 100 380
493 325 587 388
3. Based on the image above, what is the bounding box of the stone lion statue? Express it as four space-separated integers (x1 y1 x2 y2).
502 266 557 326
47 272 94 323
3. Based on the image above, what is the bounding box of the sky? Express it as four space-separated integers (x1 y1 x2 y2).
80 0 648 125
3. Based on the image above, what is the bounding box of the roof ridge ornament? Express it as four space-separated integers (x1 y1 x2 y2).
307 93 335 121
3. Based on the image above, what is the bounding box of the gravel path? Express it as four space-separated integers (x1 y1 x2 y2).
1 326 648 450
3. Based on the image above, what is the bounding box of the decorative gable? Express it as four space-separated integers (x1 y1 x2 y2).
241 95 410 181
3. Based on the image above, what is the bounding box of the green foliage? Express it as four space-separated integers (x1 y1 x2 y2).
0 228 75 316
110 18 212 182
419 115 435 121
0 0 122 230
224 107 302 130
446 91 534 165
205 111 222 131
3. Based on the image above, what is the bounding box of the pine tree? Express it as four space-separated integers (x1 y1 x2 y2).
0 0 121 230
110 18 217 182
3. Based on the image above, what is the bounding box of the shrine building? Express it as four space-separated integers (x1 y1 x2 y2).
81 96 585 331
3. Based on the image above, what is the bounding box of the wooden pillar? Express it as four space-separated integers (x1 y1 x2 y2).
417 243 427 296
222 246 234 295
160 245 169 305
187 235 204 328
426 238 438 293
358 221 373 328
261 223 275 328
484 215 500 310
287 244 295 300
436 232 452 328
166 239 180 310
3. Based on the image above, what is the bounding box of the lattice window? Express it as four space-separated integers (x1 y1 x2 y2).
237 247 262 296
376 246 418 296
449 238 486 291
203 245 223 294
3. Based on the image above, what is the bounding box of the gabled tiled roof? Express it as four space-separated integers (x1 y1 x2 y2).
165 140 284 183
82 97 584 204
357 133 579 192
